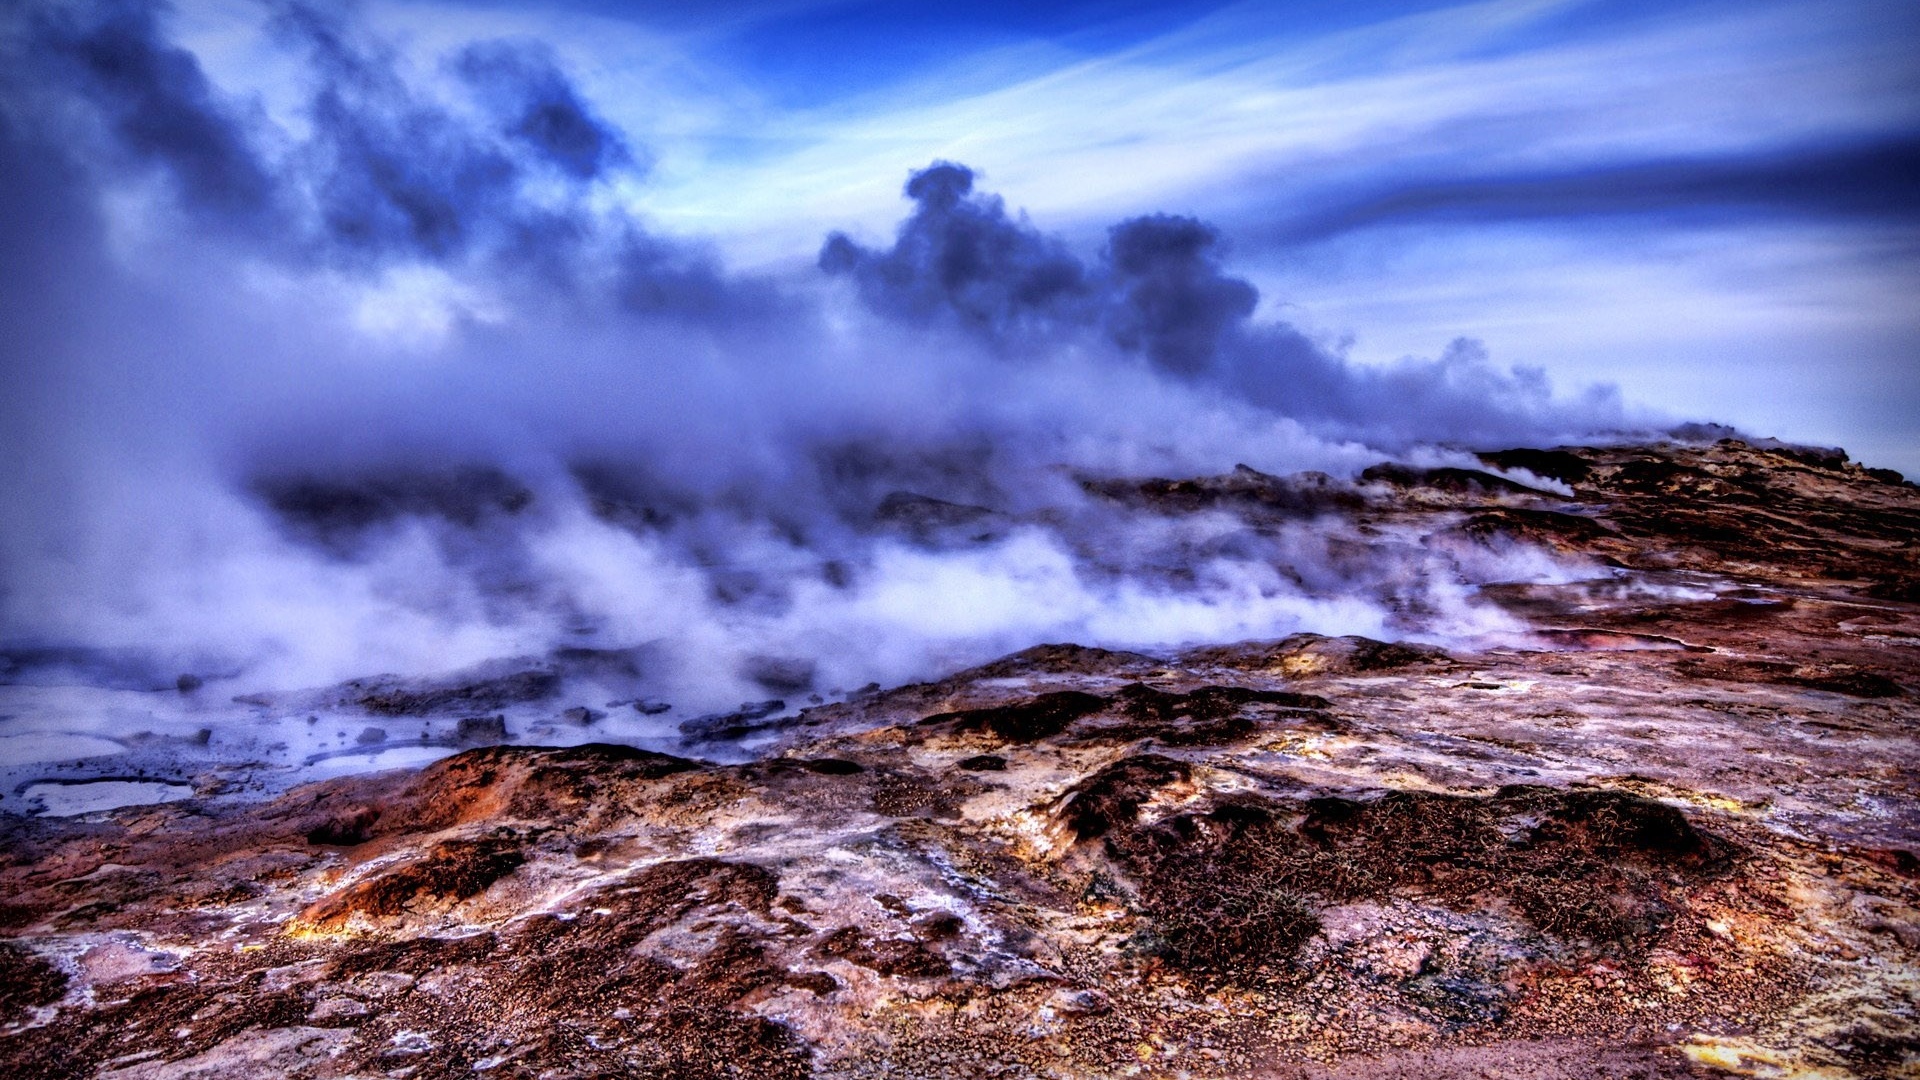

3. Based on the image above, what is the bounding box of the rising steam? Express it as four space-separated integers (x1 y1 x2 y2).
0 1 1640 739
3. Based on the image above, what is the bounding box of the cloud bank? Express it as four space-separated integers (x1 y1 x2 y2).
0 1 1637 721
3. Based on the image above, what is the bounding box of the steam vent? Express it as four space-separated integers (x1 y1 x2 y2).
5 0 1920 1076
3 440 1916 1078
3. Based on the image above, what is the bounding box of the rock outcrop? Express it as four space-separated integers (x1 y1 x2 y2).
2 439 1916 1078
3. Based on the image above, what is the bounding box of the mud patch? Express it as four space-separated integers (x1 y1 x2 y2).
1530 629 1707 652
21 779 194 817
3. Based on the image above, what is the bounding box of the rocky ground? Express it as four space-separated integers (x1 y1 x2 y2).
1 438 1916 1079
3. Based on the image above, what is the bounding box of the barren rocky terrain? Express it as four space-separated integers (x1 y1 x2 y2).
2 439 1916 1078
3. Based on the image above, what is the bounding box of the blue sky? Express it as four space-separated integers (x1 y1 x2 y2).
14 0 1919 472
275 0 1913 468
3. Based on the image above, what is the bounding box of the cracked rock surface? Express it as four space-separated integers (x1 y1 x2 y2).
2 439 1917 1078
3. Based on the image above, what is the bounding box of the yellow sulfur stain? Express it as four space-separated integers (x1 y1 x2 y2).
1682 1037 1856 1079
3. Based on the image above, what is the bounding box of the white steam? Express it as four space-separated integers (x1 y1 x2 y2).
0 1 1640 788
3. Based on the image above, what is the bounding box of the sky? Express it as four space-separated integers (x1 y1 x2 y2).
16 0 1918 468
311 0 1911 472
0 0 1915 707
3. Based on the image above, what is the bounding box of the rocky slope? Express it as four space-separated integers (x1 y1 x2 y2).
1 438 1916 1079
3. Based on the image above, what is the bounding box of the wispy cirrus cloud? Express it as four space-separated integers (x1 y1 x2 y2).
538 0 1914 255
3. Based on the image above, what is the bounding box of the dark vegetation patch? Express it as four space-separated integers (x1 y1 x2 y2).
298 834 526 930
1081 683 1337 746
920 684 1337 748
0 904 46 932
0 942 66 1023
814 925 952 978
1065 778 1734 983
1602 459 1755 502
1044 683 1337 746
1054 755 1192 842
920 691 1110 742
1829 1021 1920 1073
1865 577 1920 603
1123 683 1329 717
1332 637 1452 672
439 859 810 1080
0 965 313 1079
1137 861 1319 980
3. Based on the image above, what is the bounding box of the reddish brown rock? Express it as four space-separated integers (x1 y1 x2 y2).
2 440 1917 1079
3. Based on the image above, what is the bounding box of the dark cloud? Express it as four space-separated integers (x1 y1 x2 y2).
1223 333 1620 448
820 163 1262 376
1103 214 1257 376
613 229 760 318
273 3 528 263
1269 135 1920 242
819 161 1092 339
7 1 659 277
9 0 1618 448
37 0 273 221
818 162 1602 444
454 39 639 181
1 0 1624 451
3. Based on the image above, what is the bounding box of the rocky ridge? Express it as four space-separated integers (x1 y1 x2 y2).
1 438 1916 1079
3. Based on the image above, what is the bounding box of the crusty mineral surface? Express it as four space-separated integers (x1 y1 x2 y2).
2 439 1917 1079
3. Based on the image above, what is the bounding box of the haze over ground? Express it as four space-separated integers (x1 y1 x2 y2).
0 0 1914 725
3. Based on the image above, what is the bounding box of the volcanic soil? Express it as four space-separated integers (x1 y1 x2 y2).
2 438 1916 1078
